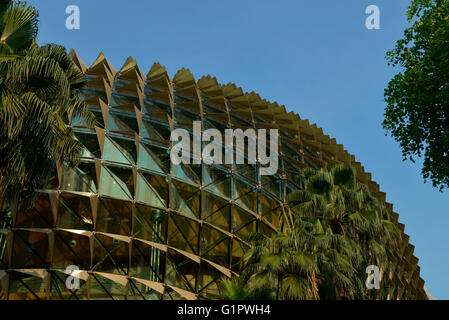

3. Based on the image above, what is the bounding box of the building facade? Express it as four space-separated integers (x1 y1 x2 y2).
0 51 427 299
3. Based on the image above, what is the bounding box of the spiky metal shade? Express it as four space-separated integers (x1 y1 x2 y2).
0 51 426 300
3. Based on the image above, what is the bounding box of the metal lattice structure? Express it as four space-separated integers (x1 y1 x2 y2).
0 51 427 300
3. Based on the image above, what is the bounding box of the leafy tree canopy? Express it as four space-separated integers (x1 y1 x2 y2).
383 0 449 190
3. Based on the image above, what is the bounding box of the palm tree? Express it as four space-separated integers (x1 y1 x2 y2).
0 0 39 212
286 164 399 299
240 225 320 300
217 164 400 300
0 0 39 208
239 215 362 300
0 1 94 210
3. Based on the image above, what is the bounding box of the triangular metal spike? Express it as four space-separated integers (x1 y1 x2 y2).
68 48 88 73
89 52 117 75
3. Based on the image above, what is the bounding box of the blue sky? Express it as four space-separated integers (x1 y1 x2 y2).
28 0 448 299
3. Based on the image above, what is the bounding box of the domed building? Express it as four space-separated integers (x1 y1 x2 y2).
0 51 427 300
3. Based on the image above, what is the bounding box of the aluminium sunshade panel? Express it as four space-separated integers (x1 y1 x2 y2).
0 51 426 300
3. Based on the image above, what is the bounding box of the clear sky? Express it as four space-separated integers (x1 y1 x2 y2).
27 0 448 299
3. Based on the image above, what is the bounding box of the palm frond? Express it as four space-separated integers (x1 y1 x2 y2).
306 171 332 195
331 163 355 186
281 275 313 300
0 0 38 54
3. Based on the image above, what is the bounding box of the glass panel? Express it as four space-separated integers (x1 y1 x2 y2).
74 132 102 158
234 163 257 184
106 165 134 198
166 249 198 292
102 137 132 165
90 273 125 300
232 177 257 213
127 278 161 300
136 172 168 207
12 231 49 268
171 163 201 185
130 239 165 282
106 114 131 132
261 174 282 200
99 166 132 200
202 192 230 232
260 192 281 228
108 136 137 164
202 165 231 199
8 272 46 300
198 262 221 299
167 215 199 255
15 193 53 228
92 234 129 275
170 181 200 218
57 193 94 230
200 225 229 267
133 204 167 243
232 206 257 239
141 120 171 142
52 230 91 270
138 143 165 173
111 112 139 133
230 239 249 273
96 198 132 236
61 165 97 194
50 271 88 300
163 286 184 300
